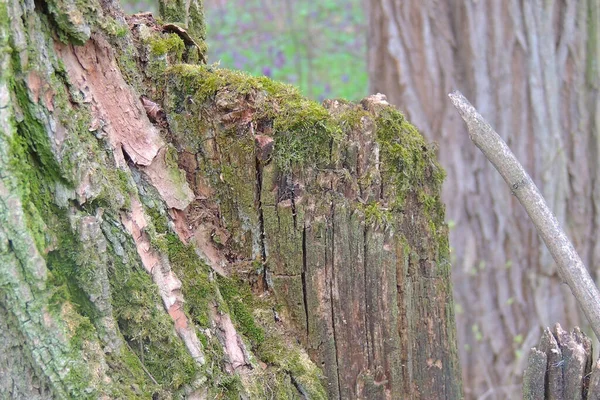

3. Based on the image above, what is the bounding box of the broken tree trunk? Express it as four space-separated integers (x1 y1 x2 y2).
523 324 599 400
0 0 462 398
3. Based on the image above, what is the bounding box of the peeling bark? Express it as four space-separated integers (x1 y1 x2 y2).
0 0 461 398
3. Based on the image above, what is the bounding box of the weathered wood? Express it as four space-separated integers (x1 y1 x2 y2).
523 348 547 400
587 361 600 400
0 0 462 398
538 328 564 399
524 324 595 400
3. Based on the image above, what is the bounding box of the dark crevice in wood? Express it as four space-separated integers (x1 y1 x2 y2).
301 225 310 340
363 226 373 369
255 157 268 289
288 371 309 399
291 185 298 231
328 199 342 400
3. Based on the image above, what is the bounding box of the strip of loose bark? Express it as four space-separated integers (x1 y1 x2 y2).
448 90 600 341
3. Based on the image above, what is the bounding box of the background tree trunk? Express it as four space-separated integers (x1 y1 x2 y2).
368 0 600 398
0 0 461 398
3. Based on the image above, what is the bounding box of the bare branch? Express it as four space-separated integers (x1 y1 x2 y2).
448 90 600 341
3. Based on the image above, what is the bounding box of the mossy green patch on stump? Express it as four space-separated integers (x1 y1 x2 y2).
164 64 341 172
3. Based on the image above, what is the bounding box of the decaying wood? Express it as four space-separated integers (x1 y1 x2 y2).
524 324 594 400
0 0 462 398
449 91 600 343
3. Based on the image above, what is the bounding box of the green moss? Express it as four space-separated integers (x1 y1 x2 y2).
114 44 143 91
145 204 169 235
138 29 190 94
270 97 340 171
104 348 157 398
165 65 341 172
99 16 129 38
8 77 79 276
374 106 449 260
46 238 101 320
217 276 265 347
11 82 65 183
376 107 439 206
45 0 99 44
338 106 370 130
165 233 215 327
252 333 327 399
216 374 243 399
108 232 199 389
115 169 133 210
150 33 185 58
159 0 188 25
362 202 393 226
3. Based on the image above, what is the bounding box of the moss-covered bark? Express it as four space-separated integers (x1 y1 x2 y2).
0 0 462 398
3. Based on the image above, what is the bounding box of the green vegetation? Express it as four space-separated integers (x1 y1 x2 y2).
165 233 215 327
149 33 185 58
45 0 98 44
108 230 199 392
165 64 342 171
203 0 368 102
218 276 265 347
375 107 445 208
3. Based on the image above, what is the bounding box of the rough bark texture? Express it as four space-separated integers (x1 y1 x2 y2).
368 1 600 398
0 0 461 398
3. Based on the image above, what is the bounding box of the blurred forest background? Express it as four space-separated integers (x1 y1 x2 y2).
122 1 600 399
122 0 368 102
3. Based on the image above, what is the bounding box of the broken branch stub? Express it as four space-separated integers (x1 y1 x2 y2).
448 90 600 342
524 324 594 399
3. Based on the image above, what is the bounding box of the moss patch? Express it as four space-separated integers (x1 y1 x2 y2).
375 107 445 208
164 64 341 172
165 233 215 327
45 0 98 44
149 33 185 58
217 275 265 347
108 229 199 391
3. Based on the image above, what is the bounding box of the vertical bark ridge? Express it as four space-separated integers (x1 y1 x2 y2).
364 225 374 370
328 198 343 400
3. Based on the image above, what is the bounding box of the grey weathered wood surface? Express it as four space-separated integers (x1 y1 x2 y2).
524 324 597 400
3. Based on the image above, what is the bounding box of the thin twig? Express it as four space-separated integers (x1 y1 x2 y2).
125 340 159 385
448 90 600 341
